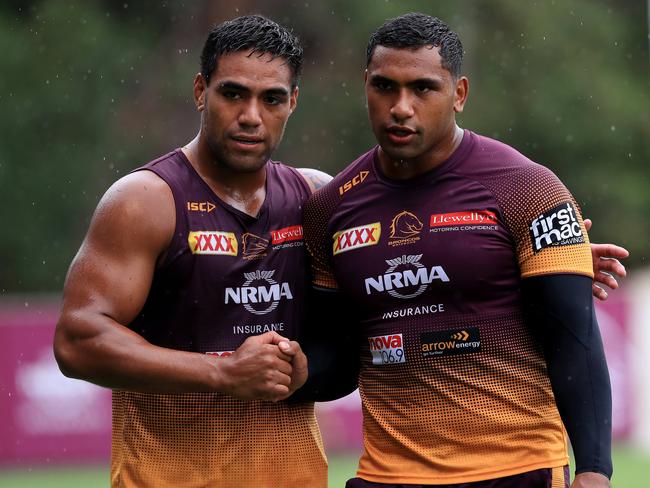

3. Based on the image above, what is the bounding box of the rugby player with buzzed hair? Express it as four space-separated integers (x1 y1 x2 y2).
54 15 334 487
52 11 625 488
304 12 623 488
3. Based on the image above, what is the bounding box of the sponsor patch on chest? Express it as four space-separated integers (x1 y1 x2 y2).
332 222 381 255
188 231 238 256
368 333 406 365
420 327 481 357
529 202 584 253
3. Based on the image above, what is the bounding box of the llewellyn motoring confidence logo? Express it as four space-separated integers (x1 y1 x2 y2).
529 202 584 253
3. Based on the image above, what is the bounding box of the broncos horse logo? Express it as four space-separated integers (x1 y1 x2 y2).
389 211 423 239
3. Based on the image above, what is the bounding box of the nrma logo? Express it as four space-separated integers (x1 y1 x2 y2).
364 254 449 299
529 202 584 253
224 270 293 315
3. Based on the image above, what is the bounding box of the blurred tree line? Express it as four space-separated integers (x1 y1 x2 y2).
0 0 647 293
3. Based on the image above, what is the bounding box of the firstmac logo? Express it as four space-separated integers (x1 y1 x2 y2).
529 202 584 253
188 231 238 256
332 223 381 255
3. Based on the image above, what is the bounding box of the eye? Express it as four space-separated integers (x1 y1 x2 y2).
373 80 393 91
264 95 281 105
415 83 433 94
222 91 241 100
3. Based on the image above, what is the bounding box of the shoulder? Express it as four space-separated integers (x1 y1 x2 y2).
89 170 174 253
460 132 565 195
296 168 333 193
99 170 173 218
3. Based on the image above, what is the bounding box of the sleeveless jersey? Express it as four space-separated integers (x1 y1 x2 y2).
111 149 326 487
303 130 593 485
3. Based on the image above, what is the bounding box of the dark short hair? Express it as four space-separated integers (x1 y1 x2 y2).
366 12 463 78
200 15 303 88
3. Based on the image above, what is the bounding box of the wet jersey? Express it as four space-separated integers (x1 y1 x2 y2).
111 150 326 488
303 130 593 485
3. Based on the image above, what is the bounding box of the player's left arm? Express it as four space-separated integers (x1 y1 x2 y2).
522 274 612 486
297 168 333 193
512 165 612 485
585 218 629 301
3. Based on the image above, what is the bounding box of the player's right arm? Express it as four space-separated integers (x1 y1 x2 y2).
54 170 298 401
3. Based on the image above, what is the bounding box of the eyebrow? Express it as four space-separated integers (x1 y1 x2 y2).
369 74 443 88
218 81 289 97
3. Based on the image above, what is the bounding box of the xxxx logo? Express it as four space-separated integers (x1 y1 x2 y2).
188 231 238 256
332 222 381 255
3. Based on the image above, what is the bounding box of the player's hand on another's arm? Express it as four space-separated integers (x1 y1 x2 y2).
585 218 629 301
218 331 297 402
571 472 611 488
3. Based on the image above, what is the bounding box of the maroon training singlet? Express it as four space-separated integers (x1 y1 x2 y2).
111 149 326 488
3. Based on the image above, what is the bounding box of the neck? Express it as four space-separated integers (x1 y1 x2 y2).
378 125 464 180
182 135 267 217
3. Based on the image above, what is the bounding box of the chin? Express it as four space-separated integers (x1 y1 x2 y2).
381 145 422 163
224 156 269 174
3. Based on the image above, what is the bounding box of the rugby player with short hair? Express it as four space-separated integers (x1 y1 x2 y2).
54 15 332 487
303 12 623 488
53 12 624 488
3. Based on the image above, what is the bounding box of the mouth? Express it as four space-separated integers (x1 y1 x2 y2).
232 135 263 143
230 135 264 149
385 126 417 144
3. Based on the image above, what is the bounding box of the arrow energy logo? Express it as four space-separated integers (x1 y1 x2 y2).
421 327 481 357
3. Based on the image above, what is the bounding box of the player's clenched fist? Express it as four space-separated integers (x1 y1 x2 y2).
216 332 303 402
279 340 308 396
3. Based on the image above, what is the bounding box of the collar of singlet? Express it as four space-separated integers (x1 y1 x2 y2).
176 148 271 223
371 129 475 188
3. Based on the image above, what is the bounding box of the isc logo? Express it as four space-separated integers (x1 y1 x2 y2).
338 170 369 195
332 222 381 255
187 201 216 212
188 231 238 256
367 333 406 365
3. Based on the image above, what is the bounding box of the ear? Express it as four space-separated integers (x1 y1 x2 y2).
453 76 469 114
364 69 368 84
194 73 207 112
289 86 299 114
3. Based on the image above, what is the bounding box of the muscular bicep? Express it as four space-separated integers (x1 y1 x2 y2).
59 171 174 334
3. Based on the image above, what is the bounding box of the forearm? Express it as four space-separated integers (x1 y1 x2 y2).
290 286 359 403
522 275 612 478
54 311 223 393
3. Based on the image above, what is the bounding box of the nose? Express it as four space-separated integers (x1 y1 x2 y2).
390 89 414 121
238 99 262 127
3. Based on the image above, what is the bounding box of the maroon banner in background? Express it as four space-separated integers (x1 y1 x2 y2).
595 293 632 439
0 293 635 468
0 301 111 466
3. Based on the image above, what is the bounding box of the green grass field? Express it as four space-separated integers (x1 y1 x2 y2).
0 447 647 487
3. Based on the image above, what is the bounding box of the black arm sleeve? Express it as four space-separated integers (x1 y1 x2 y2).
289 286 360 403
521 274 612 479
